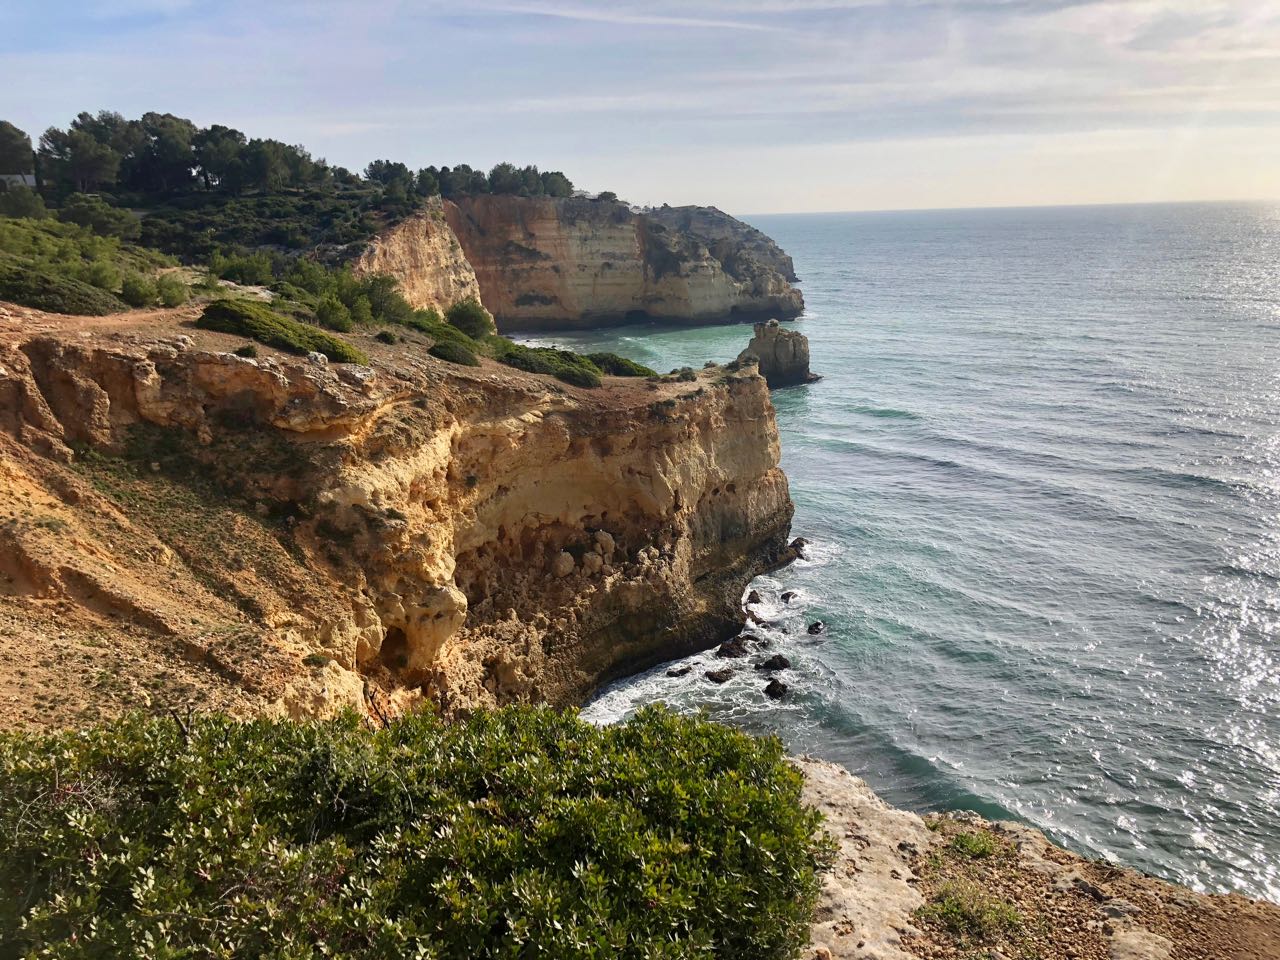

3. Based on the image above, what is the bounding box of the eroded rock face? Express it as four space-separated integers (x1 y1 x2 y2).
738 319 819 389
0 315 793 721
442 195 804 329
353 198 482 314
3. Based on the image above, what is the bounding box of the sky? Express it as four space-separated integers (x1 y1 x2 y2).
2 0 1278 214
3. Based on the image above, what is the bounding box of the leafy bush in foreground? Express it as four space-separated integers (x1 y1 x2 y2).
588 351 658 378
0 705 831 959
119 271 157 307
196 298 368 364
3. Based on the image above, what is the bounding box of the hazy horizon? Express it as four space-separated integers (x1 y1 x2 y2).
4 1 1278 215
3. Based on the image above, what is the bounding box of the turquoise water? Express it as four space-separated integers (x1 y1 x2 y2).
526 202 1280 902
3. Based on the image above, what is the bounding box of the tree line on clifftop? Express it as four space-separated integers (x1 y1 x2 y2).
0 112 591 258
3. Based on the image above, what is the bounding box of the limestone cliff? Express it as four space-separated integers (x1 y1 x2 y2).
0 302 792 728
352 197 481 313
739 319 819 389
646 204 799 283
440 195 803 329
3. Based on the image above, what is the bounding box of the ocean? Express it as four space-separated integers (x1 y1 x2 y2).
522 202 1280 903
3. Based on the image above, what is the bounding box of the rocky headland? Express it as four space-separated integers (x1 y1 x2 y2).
354 195 804 329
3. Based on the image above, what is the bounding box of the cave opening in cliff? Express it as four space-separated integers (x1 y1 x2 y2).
379 627 409 671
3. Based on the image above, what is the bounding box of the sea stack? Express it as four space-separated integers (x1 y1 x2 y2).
737 319 819 389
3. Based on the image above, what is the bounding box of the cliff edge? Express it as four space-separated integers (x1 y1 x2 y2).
0 301 793 729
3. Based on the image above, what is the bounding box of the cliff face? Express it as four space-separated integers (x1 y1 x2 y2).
353 198 481 313
646 204 799 283
0 304 792 728
441 196 803 330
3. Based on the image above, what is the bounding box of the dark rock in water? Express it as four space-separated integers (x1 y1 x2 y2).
807 621 825 635
747 611 769 626
666 665 692 678
753 636 772 648
745 589 762 606
770 537 811 571
780 590 798 603
705 668 734 684
756 654 791 672
716 636 750 658
764 678 788 700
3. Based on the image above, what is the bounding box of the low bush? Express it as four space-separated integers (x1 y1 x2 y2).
948 831 999 860
120 271 157 307
156 272 189 307
492 340 603 388
0 259 126 315
587 351 657 377
429 338 480 366
445 296 496 338
917 881 1021 940
84 259 121 291
374 330 398 344
0 705 831 959
196 299 368 364
233 343 258 358
314 293 354 331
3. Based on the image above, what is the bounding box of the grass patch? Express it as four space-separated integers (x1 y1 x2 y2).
0 705 832 959
949 831 999 860
196 299 368 364
918 880 1021 941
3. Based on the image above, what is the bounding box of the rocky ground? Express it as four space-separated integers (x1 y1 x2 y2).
800 759 1280 960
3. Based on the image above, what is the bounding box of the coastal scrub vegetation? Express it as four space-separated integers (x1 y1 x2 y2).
196 299 368 364
0 704 832 959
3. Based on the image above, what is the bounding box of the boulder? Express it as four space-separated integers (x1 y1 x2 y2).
736 319 819 389
716 636 751 658
756 654 791 672
807 621 825 636
745 589 762 606
764 678 788 700
780 590 798 603
705 668 734 684
666 664 693 678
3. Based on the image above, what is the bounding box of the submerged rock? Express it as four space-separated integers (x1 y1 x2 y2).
705 668 734 684
716 636 751 659
780 590 798 603
736 320 819 389
807 621 825 636
756 654 791 672
666 665 692 678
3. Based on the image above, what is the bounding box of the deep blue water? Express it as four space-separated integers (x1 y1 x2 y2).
526 202 1280 902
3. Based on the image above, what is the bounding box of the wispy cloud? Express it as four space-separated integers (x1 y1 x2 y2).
2 0 1277 211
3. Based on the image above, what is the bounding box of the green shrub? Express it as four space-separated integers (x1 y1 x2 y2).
492 340 603 388
429 338 480 366
0 260 126 315
58 194 140 240
119 271 157 307
587 351 657 377
0 705 830 959
233 343 259 358
155 272 189 307
314 293 353 331
375 330 398 344
948 831 999 860
196 299 368 364
0 186 47 219
917 881 1021 940
84 259 121 291
445 296 496 338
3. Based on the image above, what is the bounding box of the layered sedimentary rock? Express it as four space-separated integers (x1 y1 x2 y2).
0 303 792 727
738 319 819 389
353 197 481 313
646 204 799 283
440 195 803 329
